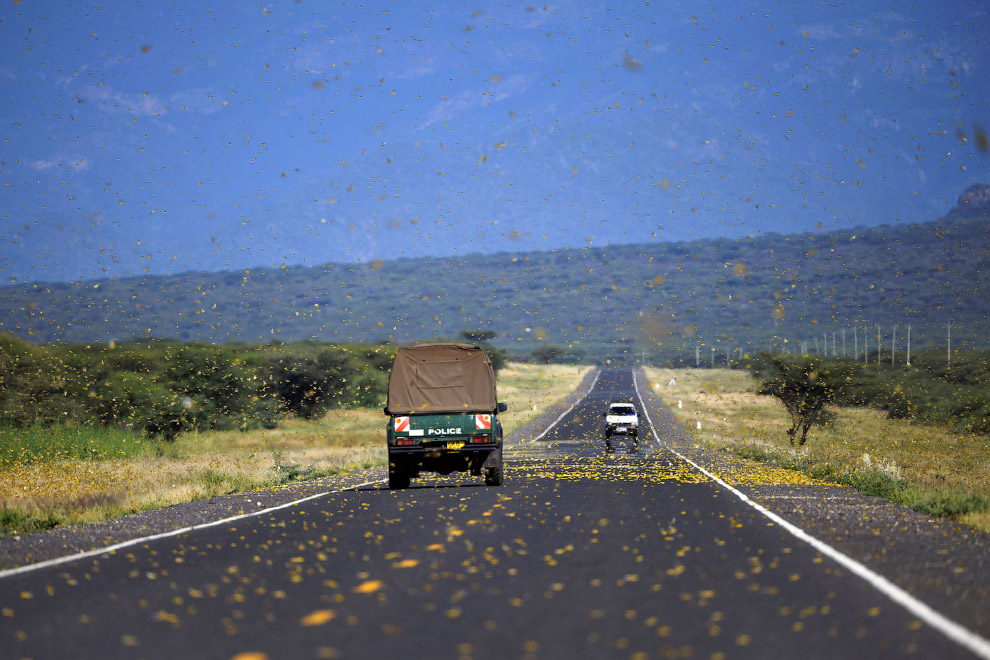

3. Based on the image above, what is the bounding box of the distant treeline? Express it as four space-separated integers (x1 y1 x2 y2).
0 334 510 442
0 336 352 441
1 208 987 365
744 349 990 435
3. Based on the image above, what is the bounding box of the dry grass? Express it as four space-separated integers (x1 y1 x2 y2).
497 362 593 437
0 417 386 527
1 362 591 532
644 368 990 531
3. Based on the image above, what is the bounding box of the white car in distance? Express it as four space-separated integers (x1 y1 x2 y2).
603 402 639 452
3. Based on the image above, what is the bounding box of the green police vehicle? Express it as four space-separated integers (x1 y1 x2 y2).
384 343 507 489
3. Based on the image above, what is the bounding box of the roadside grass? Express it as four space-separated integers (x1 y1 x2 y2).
0 363 589 536
0 413 387 535
0 424 156 465
644 368 990 531
496 363 593 438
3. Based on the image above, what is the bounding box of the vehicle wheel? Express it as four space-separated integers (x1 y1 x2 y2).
631 442 639 453
485 450 505 486
484 464 503 486
389 466 410 489
605 441 612 452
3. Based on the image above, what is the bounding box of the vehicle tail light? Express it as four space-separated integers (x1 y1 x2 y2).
470 435 489 444
396 438 415 446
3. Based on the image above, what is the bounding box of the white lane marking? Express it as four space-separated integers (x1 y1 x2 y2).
2 368 604 577
0 478 385 580
759 495 876 502
632 370 990 660
529 369 601 443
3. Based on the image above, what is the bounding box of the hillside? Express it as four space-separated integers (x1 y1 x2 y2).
1 201 988 364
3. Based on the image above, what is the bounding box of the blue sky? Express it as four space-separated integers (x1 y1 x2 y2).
1 0 987 284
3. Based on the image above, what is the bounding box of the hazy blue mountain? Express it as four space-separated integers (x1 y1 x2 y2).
1 186 986 364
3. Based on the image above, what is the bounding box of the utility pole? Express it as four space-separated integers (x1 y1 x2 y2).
854 327 858 361
876 323 881 365
947 321 952 367
832 332 837 357
696 345 700 367
891 324 897 366
906 324 912 367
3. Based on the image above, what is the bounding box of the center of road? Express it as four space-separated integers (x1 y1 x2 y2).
1 367 987 660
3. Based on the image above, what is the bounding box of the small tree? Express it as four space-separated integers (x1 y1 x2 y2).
755 355 849 446
460 330 497 343
0 333 77 427
266 349 355 419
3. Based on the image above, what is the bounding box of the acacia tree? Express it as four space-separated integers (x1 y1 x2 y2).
755 354 851 446
266 349 355 419
460 330 497 343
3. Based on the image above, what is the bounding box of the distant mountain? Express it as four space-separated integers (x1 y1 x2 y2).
1 188 987 363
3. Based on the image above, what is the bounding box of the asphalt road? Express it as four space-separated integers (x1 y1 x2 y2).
1 369 985 659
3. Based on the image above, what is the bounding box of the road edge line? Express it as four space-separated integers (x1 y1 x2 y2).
529 369 601 443
632 369 990 660
0 478 385 580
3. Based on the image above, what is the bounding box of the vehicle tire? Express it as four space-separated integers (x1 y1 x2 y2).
389 465 410 489
484 448 503 486
605 441 612 452
484 464 503 486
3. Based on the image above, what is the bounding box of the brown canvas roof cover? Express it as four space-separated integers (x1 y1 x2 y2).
386 343 497 415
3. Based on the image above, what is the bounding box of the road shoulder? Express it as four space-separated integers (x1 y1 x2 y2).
0 369 601 573
634 368 990 635
0 468 385 572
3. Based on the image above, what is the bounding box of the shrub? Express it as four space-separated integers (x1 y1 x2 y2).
753 354 853 446
265 349 356 419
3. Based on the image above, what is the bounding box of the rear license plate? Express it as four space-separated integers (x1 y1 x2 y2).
446 441 466 450
616 426 628 433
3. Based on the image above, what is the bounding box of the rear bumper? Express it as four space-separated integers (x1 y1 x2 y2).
605 425 638 437
388 444 501 476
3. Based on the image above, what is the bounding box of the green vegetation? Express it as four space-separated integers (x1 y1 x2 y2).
749 355 853 446
0 333 395 442
0 424 153 465
742 349 990 436
0 508 63 535
1 210 987 365
647 366 990 531
834 349 990 435
724 443 990 520
0 359 587 536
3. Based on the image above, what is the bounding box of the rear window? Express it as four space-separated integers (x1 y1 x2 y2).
610 405 636 416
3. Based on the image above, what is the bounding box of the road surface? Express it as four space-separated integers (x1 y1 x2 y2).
1 369 985 659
